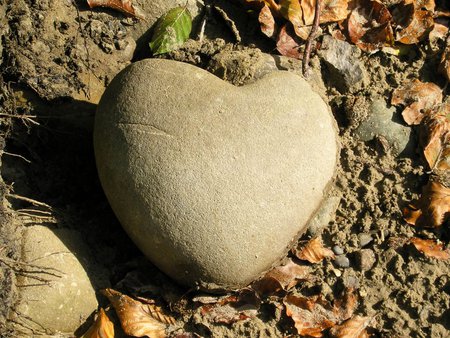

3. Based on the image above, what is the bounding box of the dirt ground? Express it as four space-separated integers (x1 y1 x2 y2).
0 0 449 337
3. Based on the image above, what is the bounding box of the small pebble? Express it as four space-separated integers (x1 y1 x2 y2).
332 268 342 277
358 233 373 247
332 245 344 255
356 249 376 271
334 255 350 268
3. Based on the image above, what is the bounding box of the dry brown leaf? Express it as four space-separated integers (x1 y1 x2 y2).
284 294 337 337
320 0 355 24
276 23 303 58
403 180 450 227
284 287 359 336
279 0 309 39
347 1 394 52
395 10 434 44
295 237 335 263
87 0 145 19
421 105 450 171
102 288 175 338
410 237 450 260
252 258 311 295
329 316 373 338
81 308 114 338
439 35 450 81
259 4 277 38
199 293 259 324
333 288 359 322
391 79 443 125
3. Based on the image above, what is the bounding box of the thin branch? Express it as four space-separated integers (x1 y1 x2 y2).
302 0 321 77
6 193 52 209
1 151 31 163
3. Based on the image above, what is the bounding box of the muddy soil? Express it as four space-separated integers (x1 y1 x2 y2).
1 0 449 337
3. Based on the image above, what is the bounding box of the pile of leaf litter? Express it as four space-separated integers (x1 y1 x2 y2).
74 1 450 338
1 0 449 337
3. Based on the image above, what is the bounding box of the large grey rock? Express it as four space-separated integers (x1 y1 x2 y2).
355 98 415 156
11 226 102 335
94 59 339 291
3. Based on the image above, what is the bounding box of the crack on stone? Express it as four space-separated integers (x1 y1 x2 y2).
118 122 174 138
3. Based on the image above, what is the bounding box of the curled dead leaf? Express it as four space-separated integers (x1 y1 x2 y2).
284 288 359 337
393 1 434 44
199 292 259 325
403 180 450 227
295 237 335 263
276 23 303 58
259 4 277 38
347 1 393 52
439 35 450 81
410 237 450 260
420 105 450 171
87 0 145 19
102 288 175 338
329 315 373 338
391 79 443 125
81 308 114 338
284 294 337 337
252 258 311 295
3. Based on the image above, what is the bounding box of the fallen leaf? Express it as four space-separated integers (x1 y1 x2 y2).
410 237 450 259
403 181 450 227
421 105 450 171
333 288 359 322
329 315 373 338
87 0 145 19
276 23 303 58
391 79 443 125
320 0 355 24
439 35 450 81
259 4 277 38
394 4 434 44
295 237 335 263
149 6 192 55
252 258 311 295
284 294 337 337
81 308 114 338
102 288 175 338
279 0 309 39
347 1 394 52
199 293 259 325
284 286 360 336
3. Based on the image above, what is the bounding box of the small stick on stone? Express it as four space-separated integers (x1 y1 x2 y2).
302 0 321 77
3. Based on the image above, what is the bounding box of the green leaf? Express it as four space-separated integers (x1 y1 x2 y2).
149 6 192 55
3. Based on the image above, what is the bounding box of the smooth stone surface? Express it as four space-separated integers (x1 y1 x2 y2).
355 98 415 156
94 59 339 290
12 226 101 335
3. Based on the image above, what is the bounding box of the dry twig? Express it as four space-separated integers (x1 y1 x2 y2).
302 0 321 77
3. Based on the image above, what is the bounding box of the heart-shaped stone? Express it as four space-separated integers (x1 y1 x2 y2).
94 59 338 291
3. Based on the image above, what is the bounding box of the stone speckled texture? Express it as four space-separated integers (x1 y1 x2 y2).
94 59 338 291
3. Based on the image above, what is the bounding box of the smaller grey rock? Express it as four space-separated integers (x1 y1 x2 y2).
307 194 342 236
358 233 373 248
319 35 368 93
355 98 415 156
11 226 106 335
356 249 376 271
334 255 350 268
332 245 344 255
